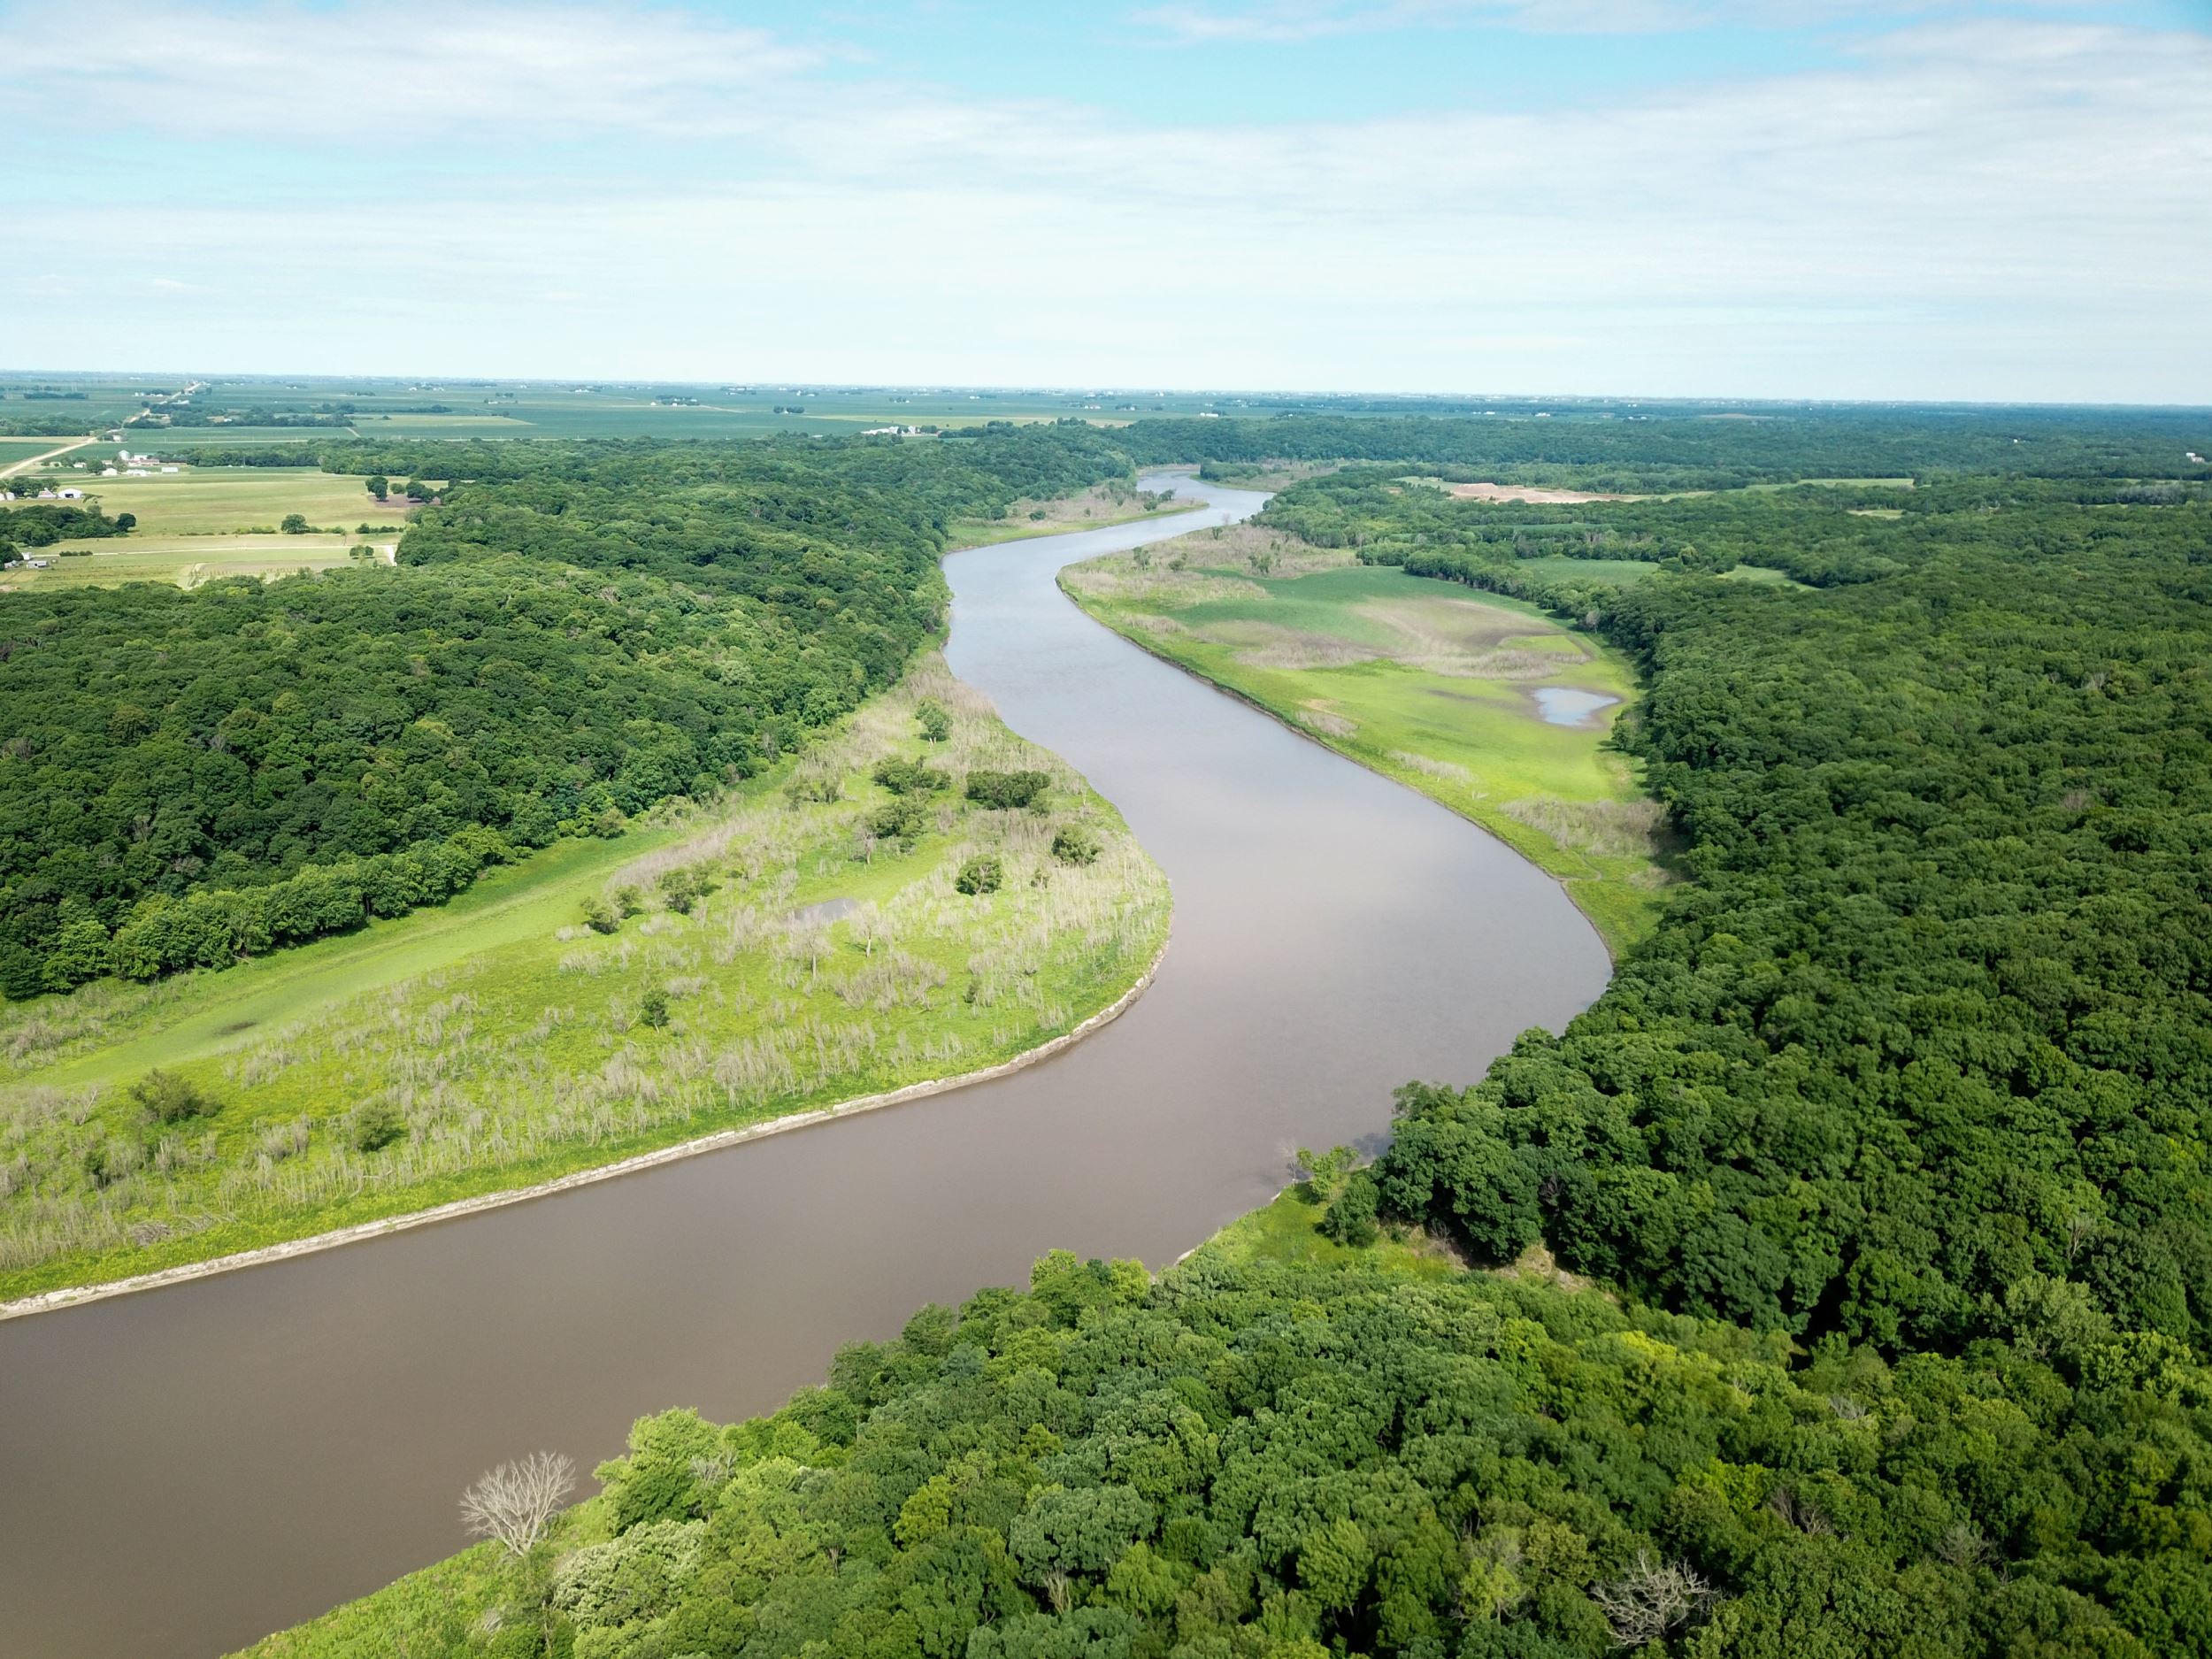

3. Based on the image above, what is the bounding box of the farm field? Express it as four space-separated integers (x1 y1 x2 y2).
0 436 88 472
0 534 373 591
63 465 401 534
1063 526 1668 952
0 658 1170 1301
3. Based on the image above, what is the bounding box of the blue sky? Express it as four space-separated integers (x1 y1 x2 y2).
5 0 2208 401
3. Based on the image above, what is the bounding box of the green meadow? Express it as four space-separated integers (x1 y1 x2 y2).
65 462 401 534
1 534 376 590
1062 526 1670 954
0 659 1170 1302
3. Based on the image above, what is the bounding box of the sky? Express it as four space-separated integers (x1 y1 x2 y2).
4 0 2209 402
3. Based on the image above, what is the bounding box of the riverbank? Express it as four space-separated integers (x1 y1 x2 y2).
1 935 1165 1323
0 657 1171 1304
1058 524 1671 955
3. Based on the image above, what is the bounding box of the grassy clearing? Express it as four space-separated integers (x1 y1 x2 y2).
1514 555 1660 584
66 465 399 534
1063 526 1671 954
1717 563 1815 587
0 657 1169 1301
946 478 1202 546
0 534 380 590
1187 1183 1460 1279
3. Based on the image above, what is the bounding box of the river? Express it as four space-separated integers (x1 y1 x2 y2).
0 474 1610 1657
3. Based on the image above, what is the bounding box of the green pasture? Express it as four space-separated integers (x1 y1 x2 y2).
1514 556 1659 584
2 534 372 590
1717 563 1814 587
1064 539 1671 954
0 662 1170 1301
63 465 397 534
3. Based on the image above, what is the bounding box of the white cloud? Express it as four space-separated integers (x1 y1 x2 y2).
0 2 820 139
3 7 2205 399
1128 0 2130 41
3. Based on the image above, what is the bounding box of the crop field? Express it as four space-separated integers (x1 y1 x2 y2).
62 464 400 534
0 658 1171 1299
0 437 84 472
1063 526 1669 952
0 535 374 591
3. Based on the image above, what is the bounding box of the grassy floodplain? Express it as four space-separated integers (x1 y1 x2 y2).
0 658 1169 1302
1062 525 1666 952
946 477 1202 546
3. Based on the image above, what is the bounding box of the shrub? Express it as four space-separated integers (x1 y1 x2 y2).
966 769 1049 810
873 756 949 795
1050 826 1101 865
871 797 929 845
581 896 621 934
280 512 310 534
352 1100 406 1152
915 700 951 742
955 856 1003 895
638 988 670 1029
1320 1170 1380 1248
657 867 711 914
128 1068 217 1125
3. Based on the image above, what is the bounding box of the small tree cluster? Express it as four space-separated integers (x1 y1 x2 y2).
873 757 949 795
1050 825 1100 865
914 699 951 742
966 769 1049 810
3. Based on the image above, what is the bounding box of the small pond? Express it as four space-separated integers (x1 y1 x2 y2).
1531 687 1620 727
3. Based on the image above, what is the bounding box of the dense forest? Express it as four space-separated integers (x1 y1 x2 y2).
252 1248 2212 1659
1120 412 2212 494
0 428 1131 997
1233 472 2212 1368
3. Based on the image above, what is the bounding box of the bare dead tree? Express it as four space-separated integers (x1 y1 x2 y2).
460 1450 575 1557
1591 1552 1715 1648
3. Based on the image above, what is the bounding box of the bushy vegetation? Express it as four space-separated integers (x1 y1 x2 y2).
0 432 1133 999
242 1244 2212 1659
0 500 133 554
1243 471 2212 1364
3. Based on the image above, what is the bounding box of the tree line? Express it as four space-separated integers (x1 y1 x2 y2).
1263 471 2212 1369
251 1248 2212 1658
0 430 1135 998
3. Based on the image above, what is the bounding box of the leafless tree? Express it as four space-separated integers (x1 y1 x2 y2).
1591 1552 1715 1648
460 1450 575 1557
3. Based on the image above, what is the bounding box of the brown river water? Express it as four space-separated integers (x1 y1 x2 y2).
0 475 1610 1657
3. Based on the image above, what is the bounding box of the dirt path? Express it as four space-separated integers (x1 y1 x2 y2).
0 434 96 479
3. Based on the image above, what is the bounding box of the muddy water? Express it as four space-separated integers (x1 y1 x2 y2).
0 475 1610 1658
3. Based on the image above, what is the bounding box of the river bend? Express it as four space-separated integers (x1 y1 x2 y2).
0 474 1609 1657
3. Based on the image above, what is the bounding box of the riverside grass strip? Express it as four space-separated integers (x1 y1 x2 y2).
0 657 1170 1302
1060 525 1668 955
